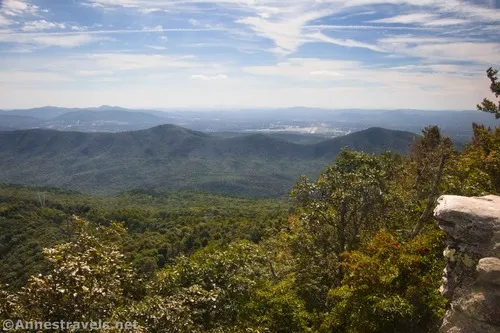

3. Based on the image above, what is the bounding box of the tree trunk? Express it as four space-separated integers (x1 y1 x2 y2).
412 153 448 238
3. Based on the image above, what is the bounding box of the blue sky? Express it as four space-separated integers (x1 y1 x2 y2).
0 0 499 110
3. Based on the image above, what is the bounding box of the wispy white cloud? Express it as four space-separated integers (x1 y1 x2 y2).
76 69 114 76
0 71 72 84
0 30 110 47
191 73 228 80
337 10 378 20
0 51 226 92
0 26 218 49
370 13 437 24
81 0 500 56
1 49 228 82
243 58 359 79
436 0 500 23
304 24 435 31
84 1 339 55
370 13 470 26
409 42 499 63
0 15 13 26
82 53 202 71
147 45 168 50
424 18 470 26
241 56 490 102
1 0 41 17
388 63 485 76
0 30 109 47
0 44 36 53
21 27 220 35
310 70 344 77
309 32 385 52
83 0 500 26
0 0 498 109
237 8 332 54
70 25 89 31
378 35 500 64
32 34 108 47
142 25 164 32
21 20 66 32
139 8 164 14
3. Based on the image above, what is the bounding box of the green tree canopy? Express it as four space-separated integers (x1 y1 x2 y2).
477 67 500 119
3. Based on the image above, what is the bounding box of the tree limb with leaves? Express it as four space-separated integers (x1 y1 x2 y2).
477 67 500 119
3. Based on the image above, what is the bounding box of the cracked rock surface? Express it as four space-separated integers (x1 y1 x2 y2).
434 195 500 333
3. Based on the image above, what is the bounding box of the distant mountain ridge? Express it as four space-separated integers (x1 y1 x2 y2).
0 125 417 197
1 106 83 119
0 106 172 132
1 106 496 141
1 105 135 119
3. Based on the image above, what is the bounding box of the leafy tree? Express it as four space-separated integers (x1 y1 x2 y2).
114 285 219 333
322 230 446 333
452 124 500 195
241 278 311 333
13 216 141 322
408 126 454 237
123 241 269 332
292 149 392 256
477 67 500 118
0 283 17 320
409 126 454 199
290 150 394 310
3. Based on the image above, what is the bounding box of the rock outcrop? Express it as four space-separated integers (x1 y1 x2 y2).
434 195 500 333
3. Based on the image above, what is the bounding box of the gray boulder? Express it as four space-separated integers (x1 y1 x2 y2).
434 195 500 333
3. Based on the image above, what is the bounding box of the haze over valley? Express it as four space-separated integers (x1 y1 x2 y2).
1 104 496 196
2 106 497 143
0 121 418 196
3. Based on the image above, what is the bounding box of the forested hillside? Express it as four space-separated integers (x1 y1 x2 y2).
1 118 498 332
0 185 286 290
0 126 416 196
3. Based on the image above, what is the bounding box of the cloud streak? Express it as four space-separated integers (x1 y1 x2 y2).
0 30 109 47
370 13 470 26
1 0 41 17
191 73 228 80
0 0 498 109
21 20 67 32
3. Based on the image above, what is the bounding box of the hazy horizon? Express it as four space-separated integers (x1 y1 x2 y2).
0 105 481 112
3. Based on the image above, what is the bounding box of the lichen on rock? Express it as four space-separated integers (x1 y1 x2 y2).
434 195 500 333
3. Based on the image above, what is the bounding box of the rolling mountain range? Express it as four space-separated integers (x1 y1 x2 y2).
0 125 417 196
0 107 174 133
1 106 497 144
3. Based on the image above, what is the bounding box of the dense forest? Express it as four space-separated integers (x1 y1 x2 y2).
0 69 499 332
0 126 416 197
